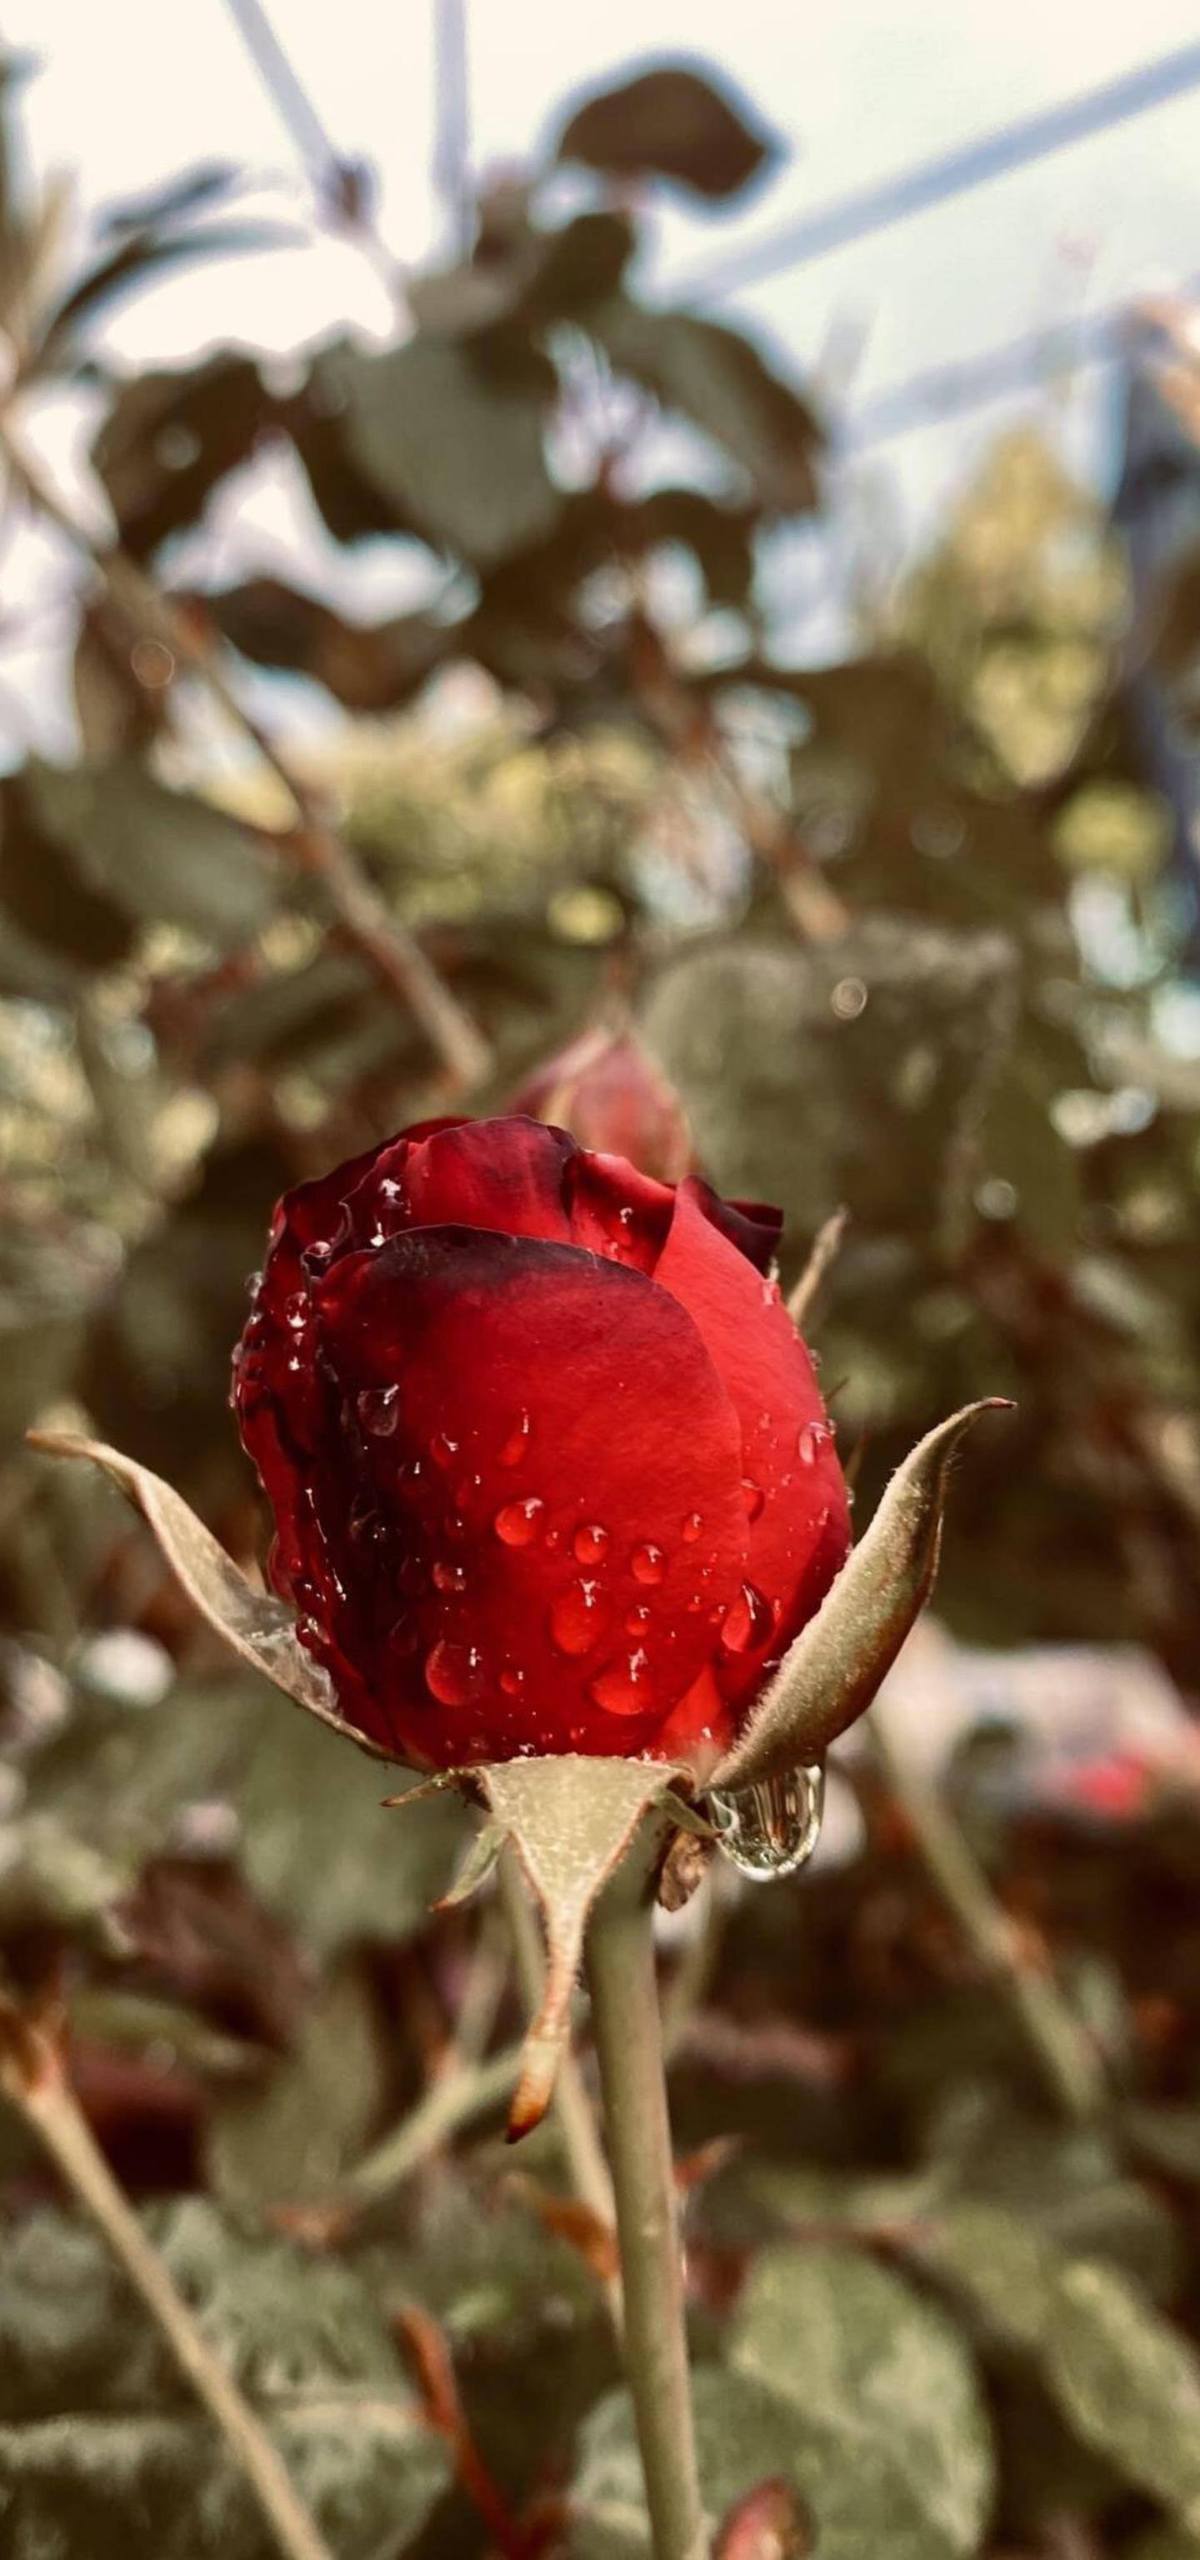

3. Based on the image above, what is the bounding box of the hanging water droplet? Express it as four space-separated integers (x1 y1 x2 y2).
720 1580 773 1655
588 1647 654 1715
424 1639 484 1706
708 1765 825 1880
573 1521 609 1564
499 1411 531 1465
357 1384 400 1437
549 1579 609 1656
494 1497 546 1546
631 1543 666 1586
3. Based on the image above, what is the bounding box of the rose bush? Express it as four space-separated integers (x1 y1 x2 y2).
234 1116 849 1772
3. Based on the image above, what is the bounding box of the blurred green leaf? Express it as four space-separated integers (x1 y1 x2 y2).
0 2199 449 2557
315 334 562 568
556 63 776 200
27 758 277 947
591 298 821 513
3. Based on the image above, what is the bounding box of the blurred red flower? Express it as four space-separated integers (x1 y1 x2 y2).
507 1025 693 1182
233 1116 848 1773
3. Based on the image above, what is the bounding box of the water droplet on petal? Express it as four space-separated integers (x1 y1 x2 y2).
720 1581 774 1655
424 1640 484 1706
631 1543 666 1586
573 1522 609 1564
499 1412 531 1466
681 1512 703 1544
708 1766 825 1880
625 1604 651 1633
588 1648 654 1716
284 1291 307 1330
549 1580 610 1656
432 1559 467 1593
797 1423 817 1465
741 1478 765 1522
500 1666 524 1697
357 1384 400 1437
494 1497 546 1547
431 1431 460 1469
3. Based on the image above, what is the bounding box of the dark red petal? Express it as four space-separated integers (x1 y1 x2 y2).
397 1118 576 1245
562 1146 675 1273
653 1186 850 1705
305 1227 748 1766
682 1176 783 1277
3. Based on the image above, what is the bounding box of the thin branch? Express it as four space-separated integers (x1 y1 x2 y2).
345 2041 522 2206
870 1697 1107 2123
787 1205 849 1332
432 0 474 261
0 2006 333 2560
221 0 404 301
0 414 491 1090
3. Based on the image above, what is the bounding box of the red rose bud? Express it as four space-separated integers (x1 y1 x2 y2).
233 1116 849 1775
715 2479 813 2559
507 1027 693 1183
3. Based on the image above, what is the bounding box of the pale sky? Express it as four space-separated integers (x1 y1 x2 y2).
4 0 1200 756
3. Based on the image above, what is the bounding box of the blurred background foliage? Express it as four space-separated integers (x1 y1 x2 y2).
3 25 1200 2560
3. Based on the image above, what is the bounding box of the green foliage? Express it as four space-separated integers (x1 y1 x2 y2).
2 37 1200 2560
0 2202 450 2557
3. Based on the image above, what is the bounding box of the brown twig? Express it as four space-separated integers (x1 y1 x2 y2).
0 414 491 1089
0 1998 334 2560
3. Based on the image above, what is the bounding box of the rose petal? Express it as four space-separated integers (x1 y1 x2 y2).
653 1185 850 1703
684 1176 783 1276
307 1226 749 1765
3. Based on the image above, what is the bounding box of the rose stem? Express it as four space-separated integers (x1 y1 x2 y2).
870 1701 1106 2123
497 1845 622 2324
585 1851 707 2560
0 415 491 1092
0 2013 334 2560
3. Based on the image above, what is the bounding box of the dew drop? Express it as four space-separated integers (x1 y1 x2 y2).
588 1648 653 1716
720 1581 774 1655
357 1384 400 1437
494 1497 546 1547
432 1559 467 1594
499 1412 531 1466
625 1604 652 1633
431 1431 460 1469
549 1579 609 1657
424 1640 484 1706
631 1543 666 1586
283 1291 307 1330
708 1765 825 1880
796 1421 821 1465
499 1666 525 1697
741 1478 765 1522
573 1521 610 1565
681 1512 703 1544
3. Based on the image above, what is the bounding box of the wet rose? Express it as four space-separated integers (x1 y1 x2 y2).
233 1117 849 1774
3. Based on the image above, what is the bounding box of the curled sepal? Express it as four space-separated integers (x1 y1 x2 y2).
26 1430 396 1767
476 1756 684 2141
710 1399 1012 1795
